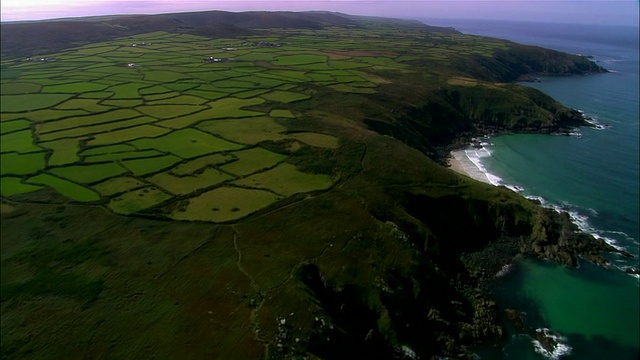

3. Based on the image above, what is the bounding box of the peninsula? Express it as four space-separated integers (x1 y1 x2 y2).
0 11 619 359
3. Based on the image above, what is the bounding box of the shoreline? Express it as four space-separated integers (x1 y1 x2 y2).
448 152 470 177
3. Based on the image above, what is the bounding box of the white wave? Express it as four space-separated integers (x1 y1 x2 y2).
401 345 418 359
451 147 502 186
525 195 547 205
496 263 513 278
451 143 638 275
531 328 572 360
463 147 503 186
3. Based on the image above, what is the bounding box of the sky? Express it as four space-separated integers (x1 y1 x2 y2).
1 0 638 26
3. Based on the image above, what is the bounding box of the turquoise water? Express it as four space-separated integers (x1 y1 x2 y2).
437 20 639 359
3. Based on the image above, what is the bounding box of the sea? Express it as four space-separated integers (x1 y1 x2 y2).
422 19 639 359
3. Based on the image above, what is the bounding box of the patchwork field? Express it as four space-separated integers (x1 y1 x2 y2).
0 26 520 223
0 30 367 221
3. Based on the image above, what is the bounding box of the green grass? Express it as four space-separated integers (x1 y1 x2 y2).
233 163 333 196
0 82 41 94
139 85 172 95
135 105 208 119
210 79 256 89
170 153 235 176
22 109 89 123
0 176 44 196
54 99 113 113
83 149 164 163
37 117 156 142
207 97 266 118
42 82 109 93
39 138 82 166
88 125 171 146
197 116 287 145
169 186 280 222
78 91 115 99
26 173 100 201
93 176 147 196
0 152 46 175
260 90 310 103
219 148 287 176
49 163 127 184
269 110 295 118
37 109 142 134
81 144 137 156
147 168 233 195
143 71 191 82
144 92 181 101
1 130 42 153
182 90 228 101
101 99 145 107
146 95 207 105
107 83 149 99
328 60 371 70
131 128 245 159
233 89 271 99
163 82 200 92
1 94 73 112
108 186 172 214
121 155 182 176
0 119 32 133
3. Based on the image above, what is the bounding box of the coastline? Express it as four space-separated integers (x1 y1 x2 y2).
447 151 470 177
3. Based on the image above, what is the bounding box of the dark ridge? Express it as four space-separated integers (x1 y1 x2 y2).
0 10 457 60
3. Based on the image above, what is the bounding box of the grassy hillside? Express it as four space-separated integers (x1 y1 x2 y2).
0 11 613 359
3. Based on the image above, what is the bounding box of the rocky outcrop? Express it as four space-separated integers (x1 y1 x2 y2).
523 207 620 267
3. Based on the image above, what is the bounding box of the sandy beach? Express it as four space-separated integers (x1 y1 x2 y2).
448 152 470 177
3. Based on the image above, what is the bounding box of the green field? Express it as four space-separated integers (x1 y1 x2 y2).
169 186 281 222
49 163 127 184
0 119 31 133
233 163 333 196
87 125 171 146
1 93 73 112
93 176 147 196
131 128 245 158
0 152 46 175
197 117 287 144
170 153 235 176
36 109 141 133
219 148 287 176
26 173 101 201
40 138 83 166
108 186 172 214
0 176 43 196
147 168 233 195
1 129 42 153
121 155 182 176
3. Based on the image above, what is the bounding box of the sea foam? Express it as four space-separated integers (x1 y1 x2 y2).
451 142 639 278
531 328 572 360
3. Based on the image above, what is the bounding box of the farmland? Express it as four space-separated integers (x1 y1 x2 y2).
0 27 415 221
1 11 608 360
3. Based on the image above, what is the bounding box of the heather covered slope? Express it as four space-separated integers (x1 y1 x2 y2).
0 11 614 359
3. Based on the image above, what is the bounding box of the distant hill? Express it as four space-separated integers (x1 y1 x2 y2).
0 10 458 60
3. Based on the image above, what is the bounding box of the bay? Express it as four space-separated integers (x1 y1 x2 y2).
431 19 639 359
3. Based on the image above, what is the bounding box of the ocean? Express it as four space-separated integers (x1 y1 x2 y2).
424 19 639 359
